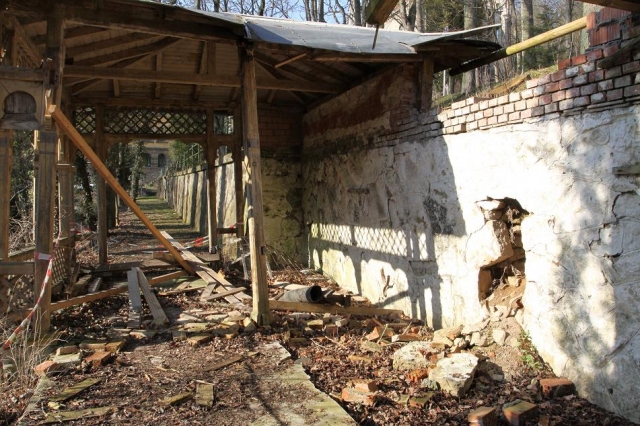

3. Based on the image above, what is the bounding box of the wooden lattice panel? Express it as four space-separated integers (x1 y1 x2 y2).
74 107 96 134
0 275 34 318
104 107 206 135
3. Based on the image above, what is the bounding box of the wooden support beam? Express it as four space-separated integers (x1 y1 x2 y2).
33 27 109 47
194 41 214 101
420 58 434 112
154 52 162 99
33 130 57 332
311 53 423 63
0 261 34 275
450 16 588 76
51 107 195 274
365 0 399 26
206 108 218 254
233 106 244 238
95 105 108 265
4 15 41 66
0 130 12 260
136 267 168 326
599 36 640 69
275 52 307 68
72 96 230 110
113 80 120 97
147 270 189 286
269 300 404 316
240 45 270 326
64 66 343 93
126 268 142 311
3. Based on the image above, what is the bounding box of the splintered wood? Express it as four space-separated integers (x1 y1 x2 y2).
135 268 168 326
160 231 250 308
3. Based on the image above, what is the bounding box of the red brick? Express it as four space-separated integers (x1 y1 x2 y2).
520 109 532 119
589 69 605 82
478 118 488 127
604 44 620 57
574 96 591 107
341 387 377 405
559 78 573 90
606 66 622 79
559 99 575 110
468 406 498 426
497 95 509 105
475 111 484 120
580 62 596 74
508 93 521 102
537 74 551 85
34 361 62 377
544 102 559 114
487 116 498 125
520 89 534 99
586 12 597 31
488 98 498 107
531 106 545 117
598 79 614 91
525 78 539 89
557 58 571 70
624 84 640 97
540 378 575 398
503 401 537 426
352 379 378 392
552 91 566 102
566 87 581 98
509 112 521 121
587 49 603 62
498 114 509 123
550 69 566 82
504 103 515 114
581 83 597 96
494 106 504 115
573 74 589 85
607 88 624 101
614 75 632 88
515 100 526 111
86 351 113 367
572 54 587 66
545 82 560 93
533 86 546 96
591 92 606 103
526 98 538 109
623 60 640 74
538 94 552 105
483 109 494 118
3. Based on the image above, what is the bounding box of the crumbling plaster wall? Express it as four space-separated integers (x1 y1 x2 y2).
302 63 640 422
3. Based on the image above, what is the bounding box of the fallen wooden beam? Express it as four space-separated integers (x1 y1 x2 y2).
49 271 186 312
202 287 246 302
269 300 403 317
43 406 114 424
136 268 168 326
51 107 194 274
203 355 244 372
147 270 189 286
152 251 178 264
49 378 102 402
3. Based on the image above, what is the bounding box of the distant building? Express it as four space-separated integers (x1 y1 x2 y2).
140 140 171 186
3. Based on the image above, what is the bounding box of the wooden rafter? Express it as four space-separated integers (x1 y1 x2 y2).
72 96 230 110
4 15 41 65
254 52 324 83
33 26 109 46
579 0 640 12
154 52 162 99
194 42 215 100
65 32 157 58
311 52 422 62
65 65 344 93
73 37 180 67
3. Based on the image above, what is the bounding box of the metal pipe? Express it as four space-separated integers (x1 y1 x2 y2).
279 285 324 303
450 16 588 76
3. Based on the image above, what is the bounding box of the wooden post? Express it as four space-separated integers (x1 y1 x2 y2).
233 105 244 238
0 130 12 260
95 105 108 265
420 58 434 113
57 136 75 280
205 108 218 253
33 130 57 332
240 44 270 326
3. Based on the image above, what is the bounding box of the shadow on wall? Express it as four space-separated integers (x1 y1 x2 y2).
304 137 466 329
516 108 640 422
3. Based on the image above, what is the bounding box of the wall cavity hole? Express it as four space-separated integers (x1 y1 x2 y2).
476 197 529 315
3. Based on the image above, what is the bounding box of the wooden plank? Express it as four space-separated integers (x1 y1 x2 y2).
136 268 168 326
0 130 13 260
95 105 108 265
233 109 244 238
147 270 188 286
195 383 215 407
126 269 142 311
599 36 640 69
5 15 41 66
203 355 243 372
269 300 404 317
43 406 114 424
51 107 195 274
160 231 249 306
49 284 127 311
0 261 34 275
152 251 178 264
160 392 192 406
64 66 343 93
202 287 246 302
65 33 158 58
366 0 399 25
241 45 270 326
72 96 230 110
34 130 57 332
49 378 102 402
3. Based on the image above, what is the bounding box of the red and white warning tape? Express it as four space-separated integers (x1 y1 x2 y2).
2 234 60 351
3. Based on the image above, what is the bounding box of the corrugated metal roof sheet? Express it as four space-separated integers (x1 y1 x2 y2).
139 1 499 55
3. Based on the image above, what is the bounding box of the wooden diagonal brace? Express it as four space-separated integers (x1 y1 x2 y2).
50 106 195 274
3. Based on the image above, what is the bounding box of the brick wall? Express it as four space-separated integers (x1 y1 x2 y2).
434 8 640 136
258 105 303 149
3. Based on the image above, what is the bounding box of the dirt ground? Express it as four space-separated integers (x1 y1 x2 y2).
1 197 637 425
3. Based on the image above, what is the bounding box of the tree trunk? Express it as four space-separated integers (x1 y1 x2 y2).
352 0 362 26
462 0 477 93
522 0 534 69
